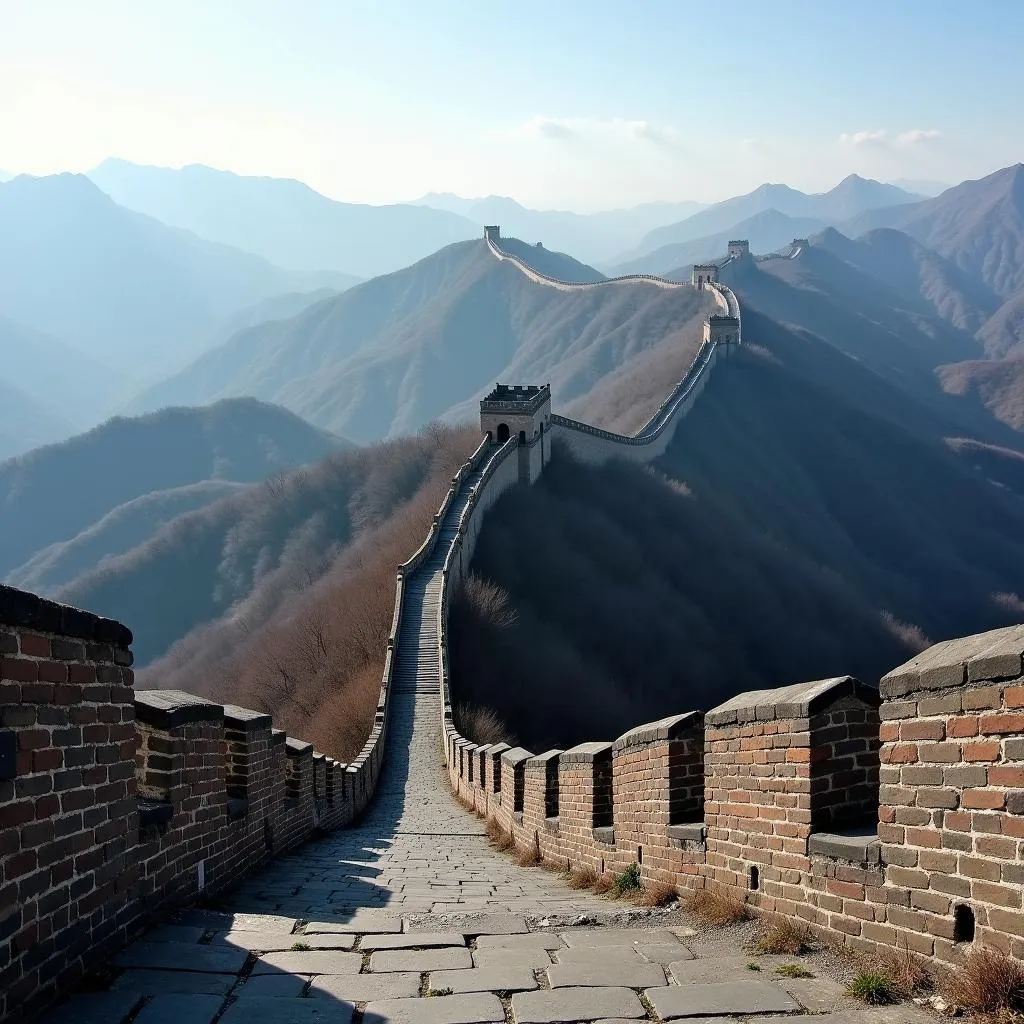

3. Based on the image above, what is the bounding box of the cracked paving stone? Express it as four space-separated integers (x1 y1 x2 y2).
645 981 801 1018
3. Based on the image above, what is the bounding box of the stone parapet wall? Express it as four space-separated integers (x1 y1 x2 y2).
445 625 1024 968
0 586 373 1022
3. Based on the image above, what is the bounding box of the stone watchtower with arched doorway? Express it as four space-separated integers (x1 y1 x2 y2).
480 383 551 483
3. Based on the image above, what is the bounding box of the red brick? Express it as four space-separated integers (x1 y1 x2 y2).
1 657 39 683
982 714 1024 735
18 635 51 658
948 716 979 738
990 766 1024 788
963 741 1001 762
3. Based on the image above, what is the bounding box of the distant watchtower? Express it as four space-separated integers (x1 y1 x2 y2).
480 383 551 483
727 239 750 260
691 263 719 289
483 225 501 242
703 314 740 353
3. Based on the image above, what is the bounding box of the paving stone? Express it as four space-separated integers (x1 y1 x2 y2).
300 934 362 950
219 1000 354 1024
645 981 801 1018
235 974 312 998
429 966 538 993
559 928 681 947
219 913 298 933
254 951 362 975
111 970 238 997
476 933 565 951
547 961 666 989
473 948 552 969
635 942 695 964
668 955 794 984
360 932 465 951
39 991 144 1024
363 993 505 1024
551 946 644 964
112 942 248 974
309 973 421 1002
134 994 224 1024
305 913 403 934
774 975 851 1014
409 915 528 936
217 929 341 952
142 926 209 944
511 987 647 1023
369 948 473 973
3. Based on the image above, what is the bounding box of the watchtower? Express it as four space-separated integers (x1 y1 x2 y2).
791 238 809 249
703 314 740 352
483 225 501 242
691 263 719 289
480 383 551 483
727 239 750 260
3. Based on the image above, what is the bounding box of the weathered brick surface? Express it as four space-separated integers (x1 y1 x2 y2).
0 585 375 1021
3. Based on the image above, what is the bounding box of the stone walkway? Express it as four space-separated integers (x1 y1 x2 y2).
38 463 930 1024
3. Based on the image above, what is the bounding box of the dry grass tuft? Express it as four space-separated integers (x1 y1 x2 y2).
633 880 678 908
754 919 815 955
592 872 614 895
514 838 541 867
682 888 749 927
485 818 513 853
944 946 1024 1014
453 701 516 747
567 866 599 890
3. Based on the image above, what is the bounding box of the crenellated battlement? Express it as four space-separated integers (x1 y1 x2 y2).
446 626 1024 964
0 587 377 1021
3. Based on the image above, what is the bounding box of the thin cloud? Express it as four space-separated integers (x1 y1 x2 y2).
838 129 888 148
838 128 942 149
488 116 682 149
895 129 942 146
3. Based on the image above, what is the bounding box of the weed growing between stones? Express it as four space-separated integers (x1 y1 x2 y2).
612 863 642 897
754 920 814 955
290 942 311 951
776 964 814 979
681 888 749 926
428 987 453 997
746 962 762 971
943 946 1024 1015
847 972 900 1005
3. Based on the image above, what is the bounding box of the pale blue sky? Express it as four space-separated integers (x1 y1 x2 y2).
1 0 1021 210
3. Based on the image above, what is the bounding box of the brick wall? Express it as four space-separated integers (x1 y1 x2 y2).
1 584 388 1021
445 626 1024 968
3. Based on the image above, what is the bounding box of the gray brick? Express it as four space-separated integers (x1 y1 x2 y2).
369 948 473 973
363 993 504 1024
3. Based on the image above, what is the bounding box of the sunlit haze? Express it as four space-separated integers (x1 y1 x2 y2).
2 0 1022 210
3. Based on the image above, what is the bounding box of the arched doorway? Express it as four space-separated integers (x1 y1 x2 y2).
497 423 510 443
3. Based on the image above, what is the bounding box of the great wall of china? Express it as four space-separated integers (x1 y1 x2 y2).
2 229 1023 1022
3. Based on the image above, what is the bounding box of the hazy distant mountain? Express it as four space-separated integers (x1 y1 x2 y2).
414 192 706 264
0 173 350 373
493 236 606 282
889 178 951 198
57 426 474 666
939 358 1024 432
89 159 477 278
977 288 1024 359
613 209 826 276
0 380 77 463
129 238 716 442
0 313 124 428
0 397 345 579
719 235 1019 444
844 164 1024 299
620 175 917 263
0 170 11 183
812 227 1001 334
